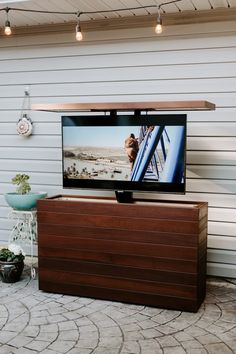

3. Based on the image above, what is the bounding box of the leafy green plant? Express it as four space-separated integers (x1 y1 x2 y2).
12 174 31 194
0 244 25 263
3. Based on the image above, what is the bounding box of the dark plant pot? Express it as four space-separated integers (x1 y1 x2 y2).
0 260 24 283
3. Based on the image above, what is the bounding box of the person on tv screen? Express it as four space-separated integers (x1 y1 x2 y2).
125 133 139 170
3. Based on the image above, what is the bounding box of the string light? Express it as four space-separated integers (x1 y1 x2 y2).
155 0 184 35
75 14 83 41
4 7 12 35
0 0 182 39
75 22 83 41
155 8 163 34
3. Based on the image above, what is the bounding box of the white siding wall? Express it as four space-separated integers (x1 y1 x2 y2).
0 21 235 277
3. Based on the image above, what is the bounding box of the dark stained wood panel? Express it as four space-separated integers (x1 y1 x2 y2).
37 195 208 312
41 258 197 285
39 280 198 312
38 223 206 246
38 234 199 260
37 211 204 234
37 197 204 221
39 247 198 273
39 270 197 298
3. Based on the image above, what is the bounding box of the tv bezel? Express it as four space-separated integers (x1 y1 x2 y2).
61 113 187 194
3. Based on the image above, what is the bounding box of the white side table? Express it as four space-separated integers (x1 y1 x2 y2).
8 209 37 278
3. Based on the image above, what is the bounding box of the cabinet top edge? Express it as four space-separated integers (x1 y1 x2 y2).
38 195 207 209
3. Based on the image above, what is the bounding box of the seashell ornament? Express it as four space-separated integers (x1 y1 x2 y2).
16 114 33 136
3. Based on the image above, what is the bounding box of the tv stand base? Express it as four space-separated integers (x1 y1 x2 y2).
37 195 208 312
115 191 133 203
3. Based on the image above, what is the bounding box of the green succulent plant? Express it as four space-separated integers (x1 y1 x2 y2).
11 174 31 194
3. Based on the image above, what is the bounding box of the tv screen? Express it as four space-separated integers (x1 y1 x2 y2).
62 114 186 194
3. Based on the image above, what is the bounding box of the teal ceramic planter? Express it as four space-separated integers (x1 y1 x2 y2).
5 192 47 210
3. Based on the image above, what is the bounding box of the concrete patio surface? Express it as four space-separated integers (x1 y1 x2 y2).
0 263 236 354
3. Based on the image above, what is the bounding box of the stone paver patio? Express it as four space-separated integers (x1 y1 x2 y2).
0 264 236 354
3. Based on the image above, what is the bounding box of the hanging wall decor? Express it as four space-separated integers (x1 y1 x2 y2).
17 87 33 137
16 114 33 136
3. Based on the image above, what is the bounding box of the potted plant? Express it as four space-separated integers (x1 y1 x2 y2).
12 173 31 194
0 244 25 283
5 173 47 210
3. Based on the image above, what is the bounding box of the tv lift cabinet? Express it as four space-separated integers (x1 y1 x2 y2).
34 100 214 312
37 196 208 312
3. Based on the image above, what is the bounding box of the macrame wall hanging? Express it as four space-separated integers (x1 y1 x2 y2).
17 87 33 137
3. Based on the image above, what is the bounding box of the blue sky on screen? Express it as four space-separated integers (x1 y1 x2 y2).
63 126 178 148
63 126 140 148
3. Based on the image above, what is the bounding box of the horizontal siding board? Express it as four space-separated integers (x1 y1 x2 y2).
187 166 236 180
187 110 236 122
1 171 62 184
187 122 236 137
187 137 236 151
1 171 61 185
0 147 61 160
0 230 10 243
187 151 236 165
208 235 236 250
2 78 236 98
0 123 61 135
0 207 11 218
0 47 236 73
0 63 236 84
207 249 236 264
0 218 15 230
207 262 236 277
208 207 236 223
0 136 61 147
208 221 236 237
0 111 60 122
1 70 236 90
186 179 236 194
0 160 61 173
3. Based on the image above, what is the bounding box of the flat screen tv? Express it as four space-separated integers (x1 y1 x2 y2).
62 113 186 200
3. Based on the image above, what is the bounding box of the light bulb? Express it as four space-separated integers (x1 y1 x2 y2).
4 20 12 35
155 23 163 34
155 9 163 35
76 23 83 41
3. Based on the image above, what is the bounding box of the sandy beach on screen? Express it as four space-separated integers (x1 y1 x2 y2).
64 146 131 181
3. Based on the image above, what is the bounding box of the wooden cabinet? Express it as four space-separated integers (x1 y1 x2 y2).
37 196 208 312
